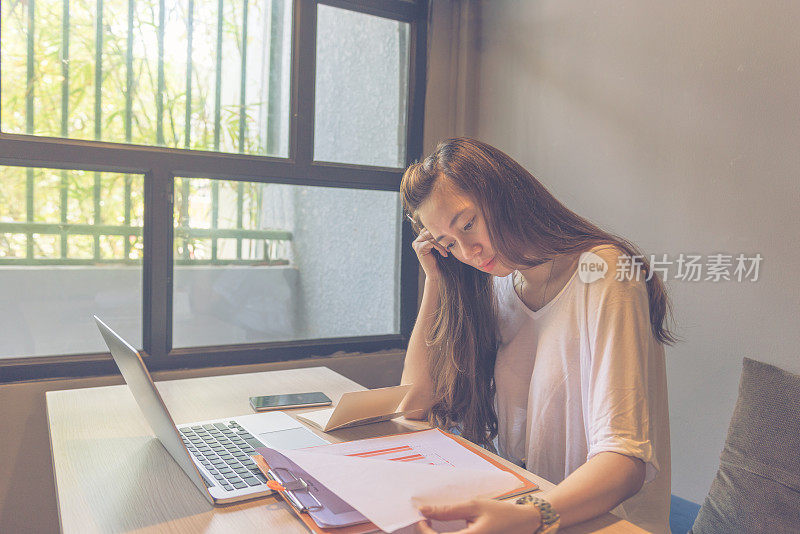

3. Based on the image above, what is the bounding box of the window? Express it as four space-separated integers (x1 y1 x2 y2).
171 178 401 348
2 0 292 156
0 0 426 381
314 4 409 167
0 166 144 358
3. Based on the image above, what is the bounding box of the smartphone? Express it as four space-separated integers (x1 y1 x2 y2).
249 391 332 411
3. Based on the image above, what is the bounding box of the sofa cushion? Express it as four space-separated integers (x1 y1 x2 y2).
691 358 800 533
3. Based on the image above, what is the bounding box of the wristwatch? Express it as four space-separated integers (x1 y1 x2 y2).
515 494 561 534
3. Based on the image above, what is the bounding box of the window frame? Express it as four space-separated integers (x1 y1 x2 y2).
0 0 426 382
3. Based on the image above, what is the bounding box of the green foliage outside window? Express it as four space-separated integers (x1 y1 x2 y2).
0 0 290 264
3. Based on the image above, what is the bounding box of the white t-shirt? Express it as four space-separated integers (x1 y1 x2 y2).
493 245 671 534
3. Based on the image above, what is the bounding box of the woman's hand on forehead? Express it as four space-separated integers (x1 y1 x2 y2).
419 227 450 257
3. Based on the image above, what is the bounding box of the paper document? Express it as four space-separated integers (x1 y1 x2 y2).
278 429 534 533
297 385 411 431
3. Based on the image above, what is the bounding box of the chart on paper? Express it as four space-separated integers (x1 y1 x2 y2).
305 428 504 471
280 428 535 534
344 443 454 466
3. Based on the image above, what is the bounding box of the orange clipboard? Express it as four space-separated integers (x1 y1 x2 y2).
253 454 379 534
252 428 538 534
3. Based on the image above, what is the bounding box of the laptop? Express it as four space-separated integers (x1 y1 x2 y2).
94 315 329 505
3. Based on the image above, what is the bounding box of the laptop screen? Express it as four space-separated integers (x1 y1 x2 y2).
94 316 213 501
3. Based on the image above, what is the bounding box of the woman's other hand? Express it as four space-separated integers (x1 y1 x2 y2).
412 228 449 281
416 499 541 534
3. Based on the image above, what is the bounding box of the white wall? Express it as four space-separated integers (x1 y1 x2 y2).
455 0 799 503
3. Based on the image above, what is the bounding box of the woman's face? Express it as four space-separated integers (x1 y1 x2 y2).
416 180 515 277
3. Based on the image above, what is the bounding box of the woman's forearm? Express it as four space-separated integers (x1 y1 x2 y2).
538 451 646 528
399 277 440 419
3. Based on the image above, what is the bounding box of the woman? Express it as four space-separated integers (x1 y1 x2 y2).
400 138 672 534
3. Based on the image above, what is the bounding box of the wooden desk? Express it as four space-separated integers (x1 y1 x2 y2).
46 366 645 533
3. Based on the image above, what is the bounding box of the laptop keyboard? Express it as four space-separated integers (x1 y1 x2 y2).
180 421 268 492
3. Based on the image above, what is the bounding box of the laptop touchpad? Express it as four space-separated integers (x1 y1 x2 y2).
257 427 328 449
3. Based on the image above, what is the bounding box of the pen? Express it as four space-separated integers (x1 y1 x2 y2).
268 474 308 512
253 455 309 512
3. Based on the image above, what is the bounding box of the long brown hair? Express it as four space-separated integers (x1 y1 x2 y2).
401 137 676 447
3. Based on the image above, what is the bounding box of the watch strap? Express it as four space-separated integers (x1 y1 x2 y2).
515 494 560 534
